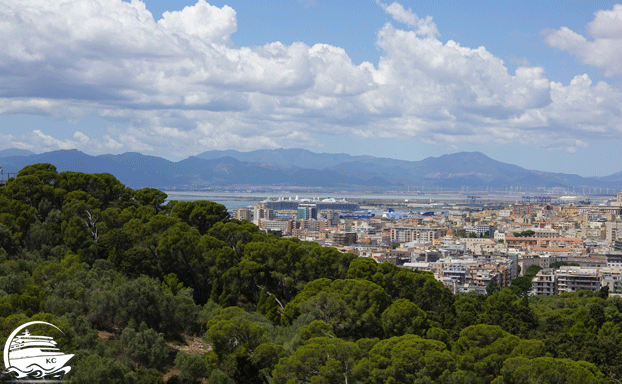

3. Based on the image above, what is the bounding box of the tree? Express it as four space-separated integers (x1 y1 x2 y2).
598 285 609 300
355 334 454 384
381 298 429 338
480 289 537 337
133 188 167 213
513 230 535 238
174 351 209 383
87 275 199 337
0 224 18 256
155 222 204 300
70 353 131 384
208 369 235 384
54 172 125 208
120 322 169 369
0 191 38 243
171 201 229 235
486 280 500 295
273 337 361 384
206 307 270 357
495 356 606 384
370 262 455 327
454 324 519 382
250 342 285 382
347 257 377 281
205 307 273 383
454 293 486 332
132 368 165 384
511 265 542 294
5 164 59 209
286 279 391 339
549 261 580 269
298 320 336 342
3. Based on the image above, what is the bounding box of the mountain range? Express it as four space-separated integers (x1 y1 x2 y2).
0 148 620 191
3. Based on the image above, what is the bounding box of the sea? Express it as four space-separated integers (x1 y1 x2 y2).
163 190 476 212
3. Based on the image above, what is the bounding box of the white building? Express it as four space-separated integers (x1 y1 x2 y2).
555 267 600 294
391 227 442 244
531 269 557 295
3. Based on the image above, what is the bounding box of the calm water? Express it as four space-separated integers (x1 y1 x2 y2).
162 190 488 211
163 193 256 210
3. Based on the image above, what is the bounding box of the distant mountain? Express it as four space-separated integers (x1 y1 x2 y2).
0 150 186 188
597 171 622 183
323 151 613 189
0 148 621 190
0 148 35 158
196 148 375 169
0 150 394 189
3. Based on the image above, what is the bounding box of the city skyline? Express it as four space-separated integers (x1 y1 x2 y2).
0 0 621 176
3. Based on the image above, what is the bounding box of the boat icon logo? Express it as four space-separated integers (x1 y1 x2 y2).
3 321 73 380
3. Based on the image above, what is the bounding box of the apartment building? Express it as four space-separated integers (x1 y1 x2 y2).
558 267 601 293
391 226 443 244
531 269 557 295
531 266 615 295
464 224 496 237
505 236 584 250
424 256 514 294
233 208 252 221
606 221 622 244
297 203 318 220
331 231 357 245
259 219 294 235
602 267 622 293
253 203 275 225
513 205 534 216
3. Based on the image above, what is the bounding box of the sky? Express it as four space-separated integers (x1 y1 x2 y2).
0 0 621 176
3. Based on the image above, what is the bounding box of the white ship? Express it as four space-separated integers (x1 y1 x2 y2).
7 329 73 373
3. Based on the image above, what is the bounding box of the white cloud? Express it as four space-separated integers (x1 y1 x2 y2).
376 1 438 37
32 130 80 150
544 4 622 76
0 0 621 158
158 0 237 44
74 131 90 144
103 135 123 150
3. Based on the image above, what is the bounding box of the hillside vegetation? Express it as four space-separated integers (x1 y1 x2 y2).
0 163 620 383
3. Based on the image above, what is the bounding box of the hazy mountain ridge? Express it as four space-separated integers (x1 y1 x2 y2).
596 171 622 183
0 148 35 158
0 148 620 190
196 148 378 169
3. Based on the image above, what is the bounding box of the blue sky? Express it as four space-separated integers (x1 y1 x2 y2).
0 0 621 176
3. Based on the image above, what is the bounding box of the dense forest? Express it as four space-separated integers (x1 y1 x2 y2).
0 163 621 383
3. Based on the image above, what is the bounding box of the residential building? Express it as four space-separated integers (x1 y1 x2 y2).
390 227 443 244
253 203 275 225
234 208 252 222
465 224 496 237
259 219 294 235
324 210 340 227
556 267 601 293
531 269 557 295
331 231 357 245
513 205 534 216
606 221 622 244
297 203 317 220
